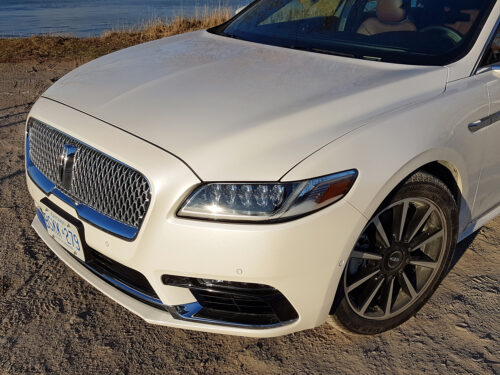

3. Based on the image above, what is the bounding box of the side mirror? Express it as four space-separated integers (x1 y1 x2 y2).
235 6 245 15
477 65 500 75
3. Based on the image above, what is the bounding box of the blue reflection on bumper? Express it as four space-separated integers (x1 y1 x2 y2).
36 208 47 230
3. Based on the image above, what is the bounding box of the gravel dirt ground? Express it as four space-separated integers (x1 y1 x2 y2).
0 61 499 375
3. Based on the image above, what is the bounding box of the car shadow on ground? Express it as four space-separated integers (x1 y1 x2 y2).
448 231 479 276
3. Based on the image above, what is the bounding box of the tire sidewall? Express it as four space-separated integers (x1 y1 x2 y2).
333 175 458 335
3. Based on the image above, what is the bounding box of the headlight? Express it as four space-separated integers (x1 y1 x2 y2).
177 170 357 222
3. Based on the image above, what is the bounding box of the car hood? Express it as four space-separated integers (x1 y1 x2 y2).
43 30 448 181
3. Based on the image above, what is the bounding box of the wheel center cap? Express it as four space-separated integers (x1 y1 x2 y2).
386 249 405 270
387 250 404 269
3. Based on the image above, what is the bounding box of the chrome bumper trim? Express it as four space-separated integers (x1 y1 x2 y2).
168 302 295 329
81 261 165 307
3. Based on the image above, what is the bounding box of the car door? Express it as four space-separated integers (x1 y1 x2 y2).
472 21 500 218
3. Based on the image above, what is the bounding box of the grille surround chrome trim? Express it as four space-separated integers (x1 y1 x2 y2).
28 118 151 229
26 118 152 239
27 136 139 239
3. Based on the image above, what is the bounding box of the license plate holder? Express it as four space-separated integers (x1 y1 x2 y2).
37 198 90 262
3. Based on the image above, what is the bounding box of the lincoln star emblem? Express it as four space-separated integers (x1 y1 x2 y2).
58 144 78 190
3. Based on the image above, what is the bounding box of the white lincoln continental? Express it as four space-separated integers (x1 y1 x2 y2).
26 0 500 336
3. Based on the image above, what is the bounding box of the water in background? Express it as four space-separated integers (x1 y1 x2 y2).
0 0 249 37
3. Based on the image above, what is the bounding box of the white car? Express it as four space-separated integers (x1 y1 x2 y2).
26 0 499 337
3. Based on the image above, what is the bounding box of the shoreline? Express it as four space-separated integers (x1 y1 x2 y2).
0 12 230 64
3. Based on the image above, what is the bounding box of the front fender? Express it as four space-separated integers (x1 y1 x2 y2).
282 79 489 234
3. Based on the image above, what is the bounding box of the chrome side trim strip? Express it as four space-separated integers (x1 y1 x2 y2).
468 111 500 133
26 135 138 239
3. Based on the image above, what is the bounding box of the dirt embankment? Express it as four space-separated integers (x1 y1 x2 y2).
0 61 499 375
0 11 230 64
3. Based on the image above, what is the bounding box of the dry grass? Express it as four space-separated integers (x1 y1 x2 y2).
0 9 231 63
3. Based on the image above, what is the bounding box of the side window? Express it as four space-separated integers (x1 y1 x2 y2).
480 23 500 67
363 1 377 12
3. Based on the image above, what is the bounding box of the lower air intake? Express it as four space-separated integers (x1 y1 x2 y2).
162 276 298 326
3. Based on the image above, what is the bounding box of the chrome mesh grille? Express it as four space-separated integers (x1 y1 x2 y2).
28 119 151 228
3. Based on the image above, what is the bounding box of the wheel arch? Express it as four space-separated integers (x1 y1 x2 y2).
418 161 462 206
339 157 464 264
329 161 463 333
350 149 469 227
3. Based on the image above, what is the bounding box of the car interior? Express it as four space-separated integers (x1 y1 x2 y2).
345 0 483 35
357 0 417 36
218 0 495 65
479 25 500 67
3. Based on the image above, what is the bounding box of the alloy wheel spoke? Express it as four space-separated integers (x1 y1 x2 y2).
351 250 383 261
345 197 447 320
410 229 444 252
373 216 391 248
408 206 434 242
409 259 438 269
384 277 395 318
359 278 384 315
401 271 417 299
346 270 380 293
397 201 409 242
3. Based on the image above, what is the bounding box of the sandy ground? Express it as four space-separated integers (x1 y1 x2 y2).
0 61 499 375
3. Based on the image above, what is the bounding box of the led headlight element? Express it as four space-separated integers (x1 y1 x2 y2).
178 170 357 222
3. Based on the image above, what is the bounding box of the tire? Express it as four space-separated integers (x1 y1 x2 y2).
329 171 458 335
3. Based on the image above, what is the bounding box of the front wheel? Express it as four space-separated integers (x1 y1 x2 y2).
330 172 458 334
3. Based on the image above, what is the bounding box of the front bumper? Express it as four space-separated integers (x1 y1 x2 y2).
26 98 367 337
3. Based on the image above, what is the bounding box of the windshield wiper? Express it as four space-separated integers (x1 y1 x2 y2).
362 55 383 61
308 47 356 58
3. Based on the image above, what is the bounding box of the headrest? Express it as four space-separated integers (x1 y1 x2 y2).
376 0 406 23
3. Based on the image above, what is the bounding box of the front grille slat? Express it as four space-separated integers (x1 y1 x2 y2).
28 119 151 229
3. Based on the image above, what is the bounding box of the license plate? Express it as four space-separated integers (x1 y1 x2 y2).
38 203 85 262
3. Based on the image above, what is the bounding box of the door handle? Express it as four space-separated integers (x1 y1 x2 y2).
468 112 500 133
468 119 486 133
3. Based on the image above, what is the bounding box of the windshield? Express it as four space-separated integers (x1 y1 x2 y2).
211 0 496 66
